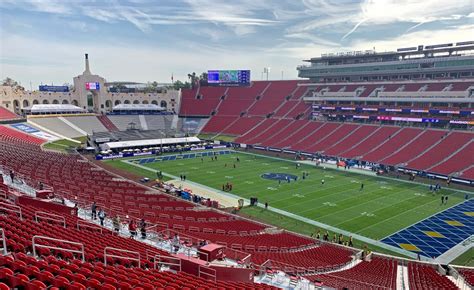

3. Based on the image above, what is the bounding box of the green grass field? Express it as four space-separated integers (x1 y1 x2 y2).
108 150 465 242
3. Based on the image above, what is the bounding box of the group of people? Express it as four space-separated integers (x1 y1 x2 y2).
429 183 442 193
440 195 449 205
127 219 147 239
91 202 147 239
224 163 237 168
179 174 187 181
311 229 354 247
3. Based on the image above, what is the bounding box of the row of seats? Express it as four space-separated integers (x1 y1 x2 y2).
407 263 458 290
457 268 474 287
1 253 274 289
0 106 19 120
0 125 45 145
307 257 397 289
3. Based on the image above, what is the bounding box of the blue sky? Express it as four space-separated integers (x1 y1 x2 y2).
0 0 473 88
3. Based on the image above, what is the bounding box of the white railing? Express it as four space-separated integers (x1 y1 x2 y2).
104 247 140 267
76 220 102 233
32 235 85 262
154 254 181 272
35 211 66 228
0 201 22 220
450 266 473 290
0 228 7 255
198 265 217 282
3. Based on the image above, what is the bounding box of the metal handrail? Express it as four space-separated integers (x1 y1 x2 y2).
76 220 102 233
154 254 182 272
198 265 216 282
35 211 66 228
32 235 85 262
104 247 140 267
0 201 22 220
0 228 7 255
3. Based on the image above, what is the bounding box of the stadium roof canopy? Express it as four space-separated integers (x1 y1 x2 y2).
101 136 200 150
112 104 165 111
28 104 85 113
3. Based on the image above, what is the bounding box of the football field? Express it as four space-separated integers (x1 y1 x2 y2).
114 150 466 241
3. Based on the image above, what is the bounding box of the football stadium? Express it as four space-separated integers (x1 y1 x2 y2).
1 1 473 289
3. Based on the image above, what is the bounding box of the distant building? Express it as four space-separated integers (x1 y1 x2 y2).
0 54 180 114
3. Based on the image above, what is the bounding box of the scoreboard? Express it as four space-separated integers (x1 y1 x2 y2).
208 70 250 86
85 82 100 90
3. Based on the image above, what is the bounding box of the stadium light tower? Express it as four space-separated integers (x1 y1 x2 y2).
264 67 271 80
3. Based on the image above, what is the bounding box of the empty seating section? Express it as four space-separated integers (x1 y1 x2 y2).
144 115 173 131
457 268 474 286
108 115 142 131
426 83 449 91
215 82 268 117
306 123 360 152
260 120 305 147
245 119 293 145
0 254 276 290
451 82 473 91
324 125 376 156
292 123 340 151
180 98 220 116
406 132 473 170
234 119 274 144
201 116 237 134
290 85 308 100
429 141 474 175
307 257 397 289
408 263 457 290
247 100 282 116
252 244 352 269
177 117 209 134
1 252 272 289
0 125 45 145
184 232 315 251
97 115 119 131
362 128 424 162
402 83 423 92
218 99 255 116
0 106 19 120
1 203 168 266
357 84 379 97
279 101 310 118
273 122 323 149
179 87 222 116
341 126 401 159
224 117 264 136
30 117 84 138
63 116 108 134
461 166 474 180
380 130 446 166
247 81 298 116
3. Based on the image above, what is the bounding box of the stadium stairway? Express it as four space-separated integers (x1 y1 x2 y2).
97 115 119 132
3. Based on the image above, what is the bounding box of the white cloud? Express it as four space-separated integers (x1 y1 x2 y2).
0 32 300 87
350 24 474 52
